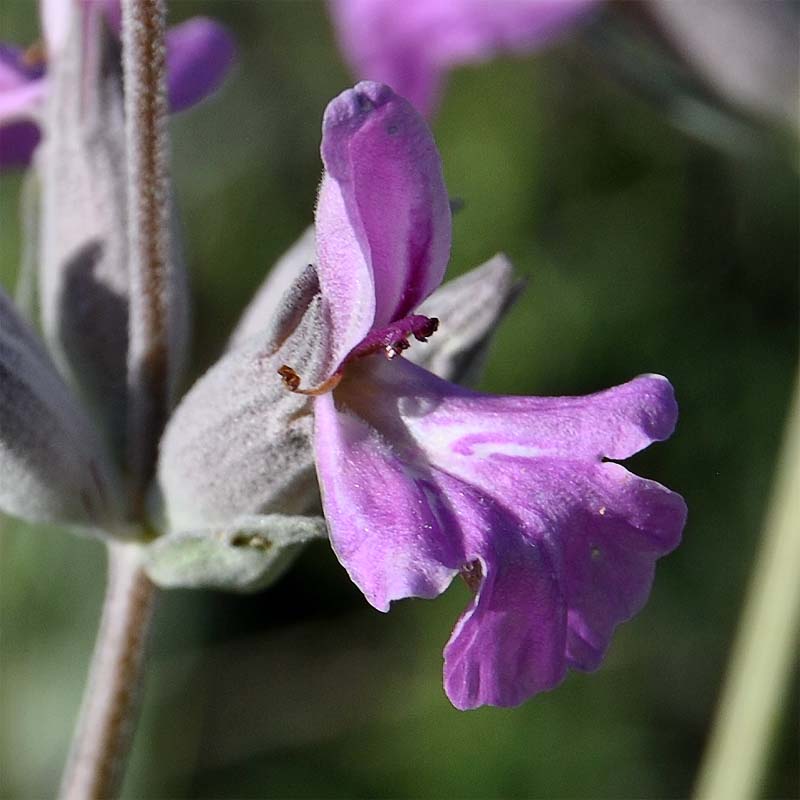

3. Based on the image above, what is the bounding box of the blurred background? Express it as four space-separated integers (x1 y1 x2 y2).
0 1 797 798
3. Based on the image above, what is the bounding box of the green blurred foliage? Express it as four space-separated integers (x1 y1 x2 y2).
0 2 797 798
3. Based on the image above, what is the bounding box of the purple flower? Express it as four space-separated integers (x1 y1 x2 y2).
0 0 235 168
328 0 599 115
292 82 687 709
0 45 46 167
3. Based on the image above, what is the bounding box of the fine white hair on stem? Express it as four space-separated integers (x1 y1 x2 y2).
59 2 172 797
58 543 157 800
122 0 172 510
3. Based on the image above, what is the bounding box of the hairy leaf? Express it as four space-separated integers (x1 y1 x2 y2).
157 271 332 531
229 226 316 350
0 288 124 532
145 514 327 592
409 254 523 384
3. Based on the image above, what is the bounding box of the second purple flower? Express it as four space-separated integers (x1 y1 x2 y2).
0 0 235 168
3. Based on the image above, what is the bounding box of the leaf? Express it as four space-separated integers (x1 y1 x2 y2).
145 514 327 592
37 18 131 455
409 254 523 385
14 168 40 323
37 12 190 460
649 0 799 128
157 268 332 531
0 287 125 532
228 226 316 350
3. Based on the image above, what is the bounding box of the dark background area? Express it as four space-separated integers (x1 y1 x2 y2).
1 2 797 798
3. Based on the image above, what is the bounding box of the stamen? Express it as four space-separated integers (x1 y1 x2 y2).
348 315 440 362
278 365 343 396
412 317 439 342
385 339 410 360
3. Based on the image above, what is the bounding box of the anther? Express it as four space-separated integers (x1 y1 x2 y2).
278 365 343 396
385 339 411 359
413 317 439 342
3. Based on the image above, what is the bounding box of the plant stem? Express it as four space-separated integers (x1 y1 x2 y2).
58 543 157 800
694 378 800 800
59 2 170 796
122 0 171 512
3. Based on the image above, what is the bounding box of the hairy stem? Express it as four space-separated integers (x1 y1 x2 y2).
694 378 800 799
58 543 157 800
122 0 171 512
58 2 170 796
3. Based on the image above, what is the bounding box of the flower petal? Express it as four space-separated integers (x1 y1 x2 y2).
316 82 451 364
0 78 46 125
165 17 236 112
0 287 124 532
0 45 39 91
360 358 680 463
0 44 43 170
438 481 566 708
0 120 41 168
328 0 599 115
408 253 523 384
228 227 316 350
314 390 461 611
158 274 333 532
322 357 685 707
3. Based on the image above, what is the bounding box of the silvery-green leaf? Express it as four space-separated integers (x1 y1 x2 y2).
0 287 125 533
409 254 523 385
228 226 316 350
15 169 40 323
157 271 332 532
38 13 131 456
648 0 799 128
145 514 327 592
